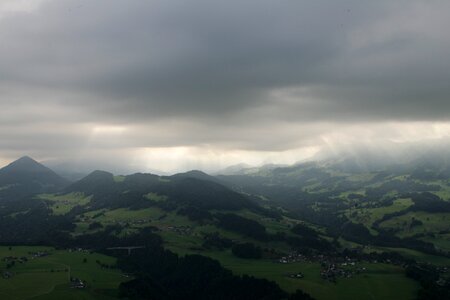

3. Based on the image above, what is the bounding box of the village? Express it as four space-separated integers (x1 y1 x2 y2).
277 251 384 282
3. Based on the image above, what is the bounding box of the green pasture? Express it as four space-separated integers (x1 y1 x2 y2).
179 249 419 300
38 193 91 215
379 211 450 237
0 246 126 300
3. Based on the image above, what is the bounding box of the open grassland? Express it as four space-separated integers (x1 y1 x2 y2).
346 198 413 229
77 207 285 246
379 211 450 237
422 233 450 252
113 176 125 183
85 207 166 223
39 193 92 215
433 188 450 201
144 192 168 202
0 246 126 300
369 246 450 266
168 248 419 300
74 207 176 235
161 224 420 300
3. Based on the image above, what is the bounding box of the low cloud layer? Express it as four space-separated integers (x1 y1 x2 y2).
0 0 449 172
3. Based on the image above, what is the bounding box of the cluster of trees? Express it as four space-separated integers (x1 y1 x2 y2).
232 243 262 259
64 171 268 222
408 192 450 213
291 223 319 238
334 221 445 257
365 180 440 201
202 232 232 250
216 213 268 240
0 201 74 245
410 167 450 180
176 206 212 222
406 264 450 300
113 230 313 300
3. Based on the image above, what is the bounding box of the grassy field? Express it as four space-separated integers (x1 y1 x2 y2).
369 246 450 266
422 233 450 252
73 207 169 235
84 207 166 223
379 211 450 238
0 246 126 300
346 198 413 228
159 219 420 300
70 205 427 300
170 248 420 300
39 193 92 215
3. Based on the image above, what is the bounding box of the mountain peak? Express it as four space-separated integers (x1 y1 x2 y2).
1 156 50 173
0 156 61 176
0 156 69 195
17 155 35 161
171 170 220 183
65 170 114 194
15 155 38 164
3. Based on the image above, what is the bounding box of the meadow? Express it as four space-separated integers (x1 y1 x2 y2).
169 248 420 300
0 246 126 300
39 193 92 215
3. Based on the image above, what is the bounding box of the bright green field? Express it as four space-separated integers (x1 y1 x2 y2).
0 246 127 300
39 193 92 215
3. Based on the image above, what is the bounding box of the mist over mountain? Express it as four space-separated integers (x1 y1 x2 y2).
311 138 450 173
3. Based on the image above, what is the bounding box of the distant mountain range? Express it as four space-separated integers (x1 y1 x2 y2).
2 139 450 202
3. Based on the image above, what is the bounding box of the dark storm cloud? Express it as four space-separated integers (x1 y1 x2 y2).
0 0 449 169
2 0 449 121
0 1 386 117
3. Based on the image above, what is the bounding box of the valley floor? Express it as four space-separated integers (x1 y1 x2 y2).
0 246 126 300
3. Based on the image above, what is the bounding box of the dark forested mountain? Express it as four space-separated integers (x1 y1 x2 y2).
63 169 259 213
0 156 68 199
170 170 222 183
65 170 115 195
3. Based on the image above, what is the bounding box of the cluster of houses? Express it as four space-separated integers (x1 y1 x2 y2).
68 248 90 253
319 257 369 282
166 225 193 236
2 256 28 263
130 219 151 225
3 256 29 270
1 252 54 279
287 272 304 279
111 219 152 227
436 266 449 287
1 256 30 279
70 277 86 289
277 252 373 283
277 252 306 264
78 210 156 227
320 263 357 282
28 251 50 258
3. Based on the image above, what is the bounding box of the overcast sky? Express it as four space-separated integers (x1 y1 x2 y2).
0 0 449 173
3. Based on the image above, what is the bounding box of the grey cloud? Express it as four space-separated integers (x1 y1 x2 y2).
0 1 383 117
0 0 450 169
